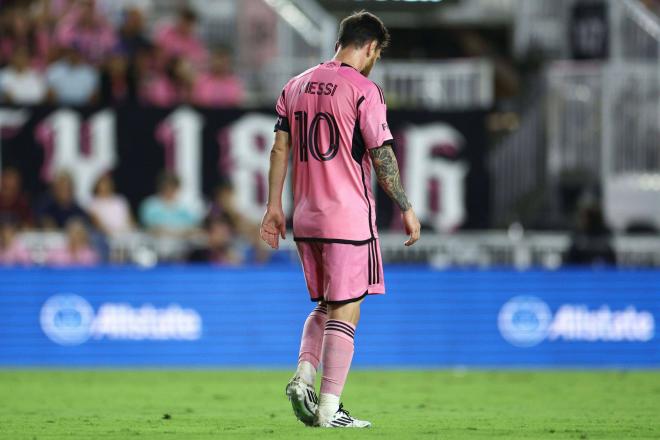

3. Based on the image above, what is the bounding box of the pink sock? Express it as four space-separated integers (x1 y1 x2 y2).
320 319 355 396
298 303 328 368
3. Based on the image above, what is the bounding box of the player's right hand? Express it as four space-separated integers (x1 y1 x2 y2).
260 206 286 249
402 208 420 246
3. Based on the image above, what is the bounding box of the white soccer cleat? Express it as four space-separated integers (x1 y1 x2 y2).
314 403 372 428
285 376 318 426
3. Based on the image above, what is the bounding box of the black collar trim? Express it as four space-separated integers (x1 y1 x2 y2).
340 62 358 71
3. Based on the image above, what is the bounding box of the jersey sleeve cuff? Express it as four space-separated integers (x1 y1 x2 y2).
369 138 395 150
274 115 290 133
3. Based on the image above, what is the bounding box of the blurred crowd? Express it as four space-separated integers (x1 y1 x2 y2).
0 166 270 266
0 0 245 107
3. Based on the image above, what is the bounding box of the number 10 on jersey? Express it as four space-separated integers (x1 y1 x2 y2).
294 111 340 162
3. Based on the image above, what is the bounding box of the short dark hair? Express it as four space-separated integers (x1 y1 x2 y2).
337 10 390 50
178 6 197 23
157 171 180 191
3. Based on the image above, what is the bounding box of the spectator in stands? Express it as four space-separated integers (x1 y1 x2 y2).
99 51 137 105
207 182 269 262
44 0 79 22
46 217 99 266
30 5 58 69
139 171 200 237
37 171 88 229
187 216 242 265
0 4 50 68
87 173 135 236
207 182 248 232
0 218 31 266
112 8 152 101
0 167 33 228
153 6 207 66
207 182 232 223
116 6 150 59
0 47 48 105
46 46 99 105
140 53 192 107
565 201 616 266
191 48 245 108
97 0 153 26
55 0 117 64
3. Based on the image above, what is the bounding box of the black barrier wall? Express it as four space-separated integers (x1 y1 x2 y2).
0 106 488 231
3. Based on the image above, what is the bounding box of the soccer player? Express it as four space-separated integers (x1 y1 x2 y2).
260 11 420 428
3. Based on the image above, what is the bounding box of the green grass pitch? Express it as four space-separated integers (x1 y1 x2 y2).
0 370 658 439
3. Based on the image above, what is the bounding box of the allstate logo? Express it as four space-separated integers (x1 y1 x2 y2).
40 294 95 346
498 296 552 347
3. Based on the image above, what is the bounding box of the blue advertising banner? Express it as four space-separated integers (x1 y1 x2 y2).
0 266 658 368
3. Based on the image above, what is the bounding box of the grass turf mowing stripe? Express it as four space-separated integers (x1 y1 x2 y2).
0 370 658 439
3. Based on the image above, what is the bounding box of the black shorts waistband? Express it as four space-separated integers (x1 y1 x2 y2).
311 290 370 305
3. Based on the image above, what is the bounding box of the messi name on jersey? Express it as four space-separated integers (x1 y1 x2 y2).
303 81 338 96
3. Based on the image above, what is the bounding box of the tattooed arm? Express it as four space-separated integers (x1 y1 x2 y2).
369 144 411 211
369 144 420 246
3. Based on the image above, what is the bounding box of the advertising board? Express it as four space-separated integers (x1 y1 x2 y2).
1 267 657 367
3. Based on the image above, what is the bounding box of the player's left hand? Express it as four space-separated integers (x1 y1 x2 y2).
260 206 286 249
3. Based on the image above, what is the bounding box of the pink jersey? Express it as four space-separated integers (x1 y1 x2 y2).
191 73 245 107
153 23 208 67
275 60 393 244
